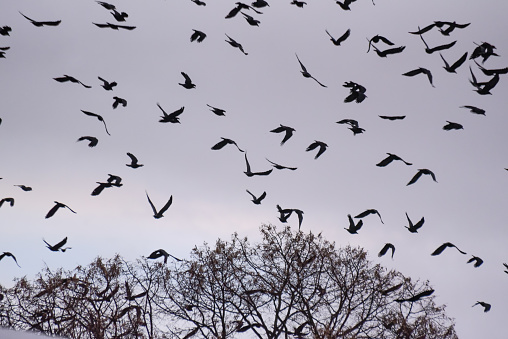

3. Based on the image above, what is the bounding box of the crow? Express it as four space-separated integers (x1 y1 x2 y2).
467 256 484 268
241 12 260 26
395 289 434 303
270 124 295 145
126 153 143 168
77 136 98 147
19 12 61 27
345 214 363 234
44 237 71 252
246 190 266 204
306 140 328 159
355 209 384 224
366 35 394 53
295 53 327 87
146 192 173 219
53 75 91 88
419 34 456 54
407 169 437 185
80 110 111 135
225 34 248 55
402 67 435 87
0 252 21 267
93 22 136 30
405 213 424 233
14 185 32 191
110 9 128 22
325 29 350 46
244 154 273 176
371 45 406 58
379 115 406 120
431 242 467 256
443 121 463 130
472 301 491 312
211 138 244 152
206 104 226 116
0 26 12 36
190 29 207 43
378 243 395 259
112 96 127 108
98 76 117 90
440 52 468 73
266 158 297 170
157 104 184 123
460 105 485 115
376 153 412 167
45 201 76 219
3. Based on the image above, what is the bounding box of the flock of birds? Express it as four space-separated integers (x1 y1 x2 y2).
1 0 507 332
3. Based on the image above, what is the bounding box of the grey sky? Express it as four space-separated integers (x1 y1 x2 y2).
1 1 508 338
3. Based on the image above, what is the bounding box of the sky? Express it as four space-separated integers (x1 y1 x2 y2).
1 0 508 338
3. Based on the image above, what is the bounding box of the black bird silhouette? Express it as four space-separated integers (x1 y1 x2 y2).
270 124 295 145
345 214 363 234
371 45 406 58
77 136 98 147
147 249 182 263
407 169 437 185
225 34 248 55
266 158 297 171
335 0 354 10
473 73 499 95
295 54 327 87
93 22 136 30
467 255 484 268
378 243 395 259
244 154 273 177
277 204 293 223
408 23 436 35
225 2 262 19
470 42 498 63
146 192 173 219
325 29 350 46
0 252 20 267
211 138 244 152
207 104 226 116
306 140 328 159
379 115 406 120
107 174 123 187
355 209 384 224
292 209 304 230
19 12 61 27
252 0 269 7
435 21 470 35
402 67 434 87
0 26 12 36
45 201 77 219
80 110 111 135
190 29 207 43
53 75 91 88
337 119 365 135
91 182 114 196
241 12 260 26
290 0 307 7
97 1 116 10
343 81 367 103
440 52 468 73
503 263 508 274
405 213 424 233
472 301 491 312
0 198 14 208
44 237 71 252
395 289 434 303
14 185 32 191
110 9 128 22
474 60 508 76
246 190 266 204
460 105 485 115
443 121 463 130
431 242 467 256
419 34 456 54
98 77 117 90
376 153 412 167
179 72 196 89
366 35 394 52
190 0 207 5
126 152 143 168
112 96 127 108
157 104 184 123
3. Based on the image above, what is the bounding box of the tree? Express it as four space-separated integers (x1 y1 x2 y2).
0 224 458 338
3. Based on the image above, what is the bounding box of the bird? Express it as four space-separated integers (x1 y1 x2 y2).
45 201 77 219
0 26 12 36
126 152 144 168
306 141 328 159
80 110 111 135
474 60 508 76
179 72 196 89
241 12 260 26
96 1 116 10
147 249 182 263
460 105 485 115
190 0 207 5
443 121 463 130
419 34 457 54
19 12 61 27
404 213 424 233
266 158 297 171
110 9 128 22
345 214 363 234
206 104 226 116
0 198 14 208
53 75 91 88
371 45 406 58
270 124 295 145
211 138 244 152
112 96 127 108
225 2 262 19
290 0 307 7
407 169 437 185
91 182 114 196
355 209 384 224
379 115 406 120
335 0 355 10
395 289 434 303
472 301 491 313
402 67 435 87
157 104 184 123
408 23 436 35
336 119 360 127
473 73 499 95
190 29 207 43
44 237 71 252
325 29 351 46
467 256 484 268
225 34 248 55
98 77 117 90
246 190 266 205
292 209 304 230
366 35 394 53
435 21 470 35
378 243 395 259
376 153 412 167
107 174 123 187
0 252 21 267
470 41 498 63
252 0 269 7
431 242 467 256
93 22 136 30
77 136 98 147
343 81 367 103
439 52 468 73
277 205 293 223
244 154 273 177
295 54 327 87
14 185 32 191
146 192 173 219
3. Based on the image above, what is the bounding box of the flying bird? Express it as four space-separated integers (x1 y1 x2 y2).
98 77 117 90
225 34 248 55
225 2 262 19
335 0 355 10
110 9 128 22
0 252 21 267
439 52 468 73
241 12 260 26
45 201 77 219
404 213 424 233
379 115 406 120
376 153 412 167
371 45 406 58
467 256 484 268
14 185 32 191
0 198 14 208
244 153 273 177
395 289 434 303
407 169 437 185
80 110 111 135
470 41 498 63
443 121 463 130
270 124 295 145
343 81 367 103
408 23 436 35
266 158 297 171
252 0 269 7
157 104 184 123
91 182 114 196
147 249 182 263
53 75 91 88
77 136 98 147
179 72 196 89
93 22 136 30
190 29 207 43
246 190 266 205
435 21 470 35
325 29 350 46
295 54 327 87
419 34 457 54
126 152 144 168
190 0 207 5
366 35 394 52
290 0 307 7
378 243 395 259
345 214 363 234
474 60 508 76
206 104 226 116
355 209 384 224
277 204 293 223
146 192 173 219
402 67 435 87
431 242 467 256
44 237 71 252
112 96 127 108
96 1 116 10
472 301 491 312
0 26 12 36
19 12 61 27
211 138 244 152
460 105 485 115
306 140 328 159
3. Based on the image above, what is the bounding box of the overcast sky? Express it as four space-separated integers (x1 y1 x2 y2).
1 0 508 338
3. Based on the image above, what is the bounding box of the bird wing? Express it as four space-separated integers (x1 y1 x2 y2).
402 68 424 77
181 72 191 83
169 107 185 118
146 192 158 215
45 204 60 219
337 29 351 43
53 237 68 250
376 154 394 167
407 170 423 185
450 52 468 70
295 54 307 73
127 152 138 164
158 196 173 215
211 139 228 150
